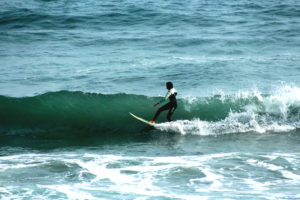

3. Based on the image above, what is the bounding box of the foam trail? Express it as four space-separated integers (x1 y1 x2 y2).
156 116 295 136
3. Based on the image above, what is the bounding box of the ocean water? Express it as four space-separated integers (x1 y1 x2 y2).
1 0 300 199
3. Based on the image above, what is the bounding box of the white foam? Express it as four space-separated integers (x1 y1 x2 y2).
241 83 300 119
76 68 94 74
157 84 300 135
281 170 300 181
244 178 270 192
156 113 295 136
247 159 283 171
2 151 300 199
40 184 96 199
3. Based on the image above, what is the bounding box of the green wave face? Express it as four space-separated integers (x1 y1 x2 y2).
0 91 249 133
0 90 299 147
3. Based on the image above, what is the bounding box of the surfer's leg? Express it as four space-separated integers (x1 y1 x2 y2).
152 103 172 121
167 103 177 122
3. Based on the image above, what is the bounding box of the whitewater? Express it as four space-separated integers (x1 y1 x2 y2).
1 0 300 199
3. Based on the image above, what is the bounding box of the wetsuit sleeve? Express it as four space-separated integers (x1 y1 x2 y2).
157 91 171 104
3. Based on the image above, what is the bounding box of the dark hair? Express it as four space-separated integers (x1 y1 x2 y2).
166 82 173 90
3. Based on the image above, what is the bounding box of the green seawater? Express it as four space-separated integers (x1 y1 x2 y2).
1 0 300 199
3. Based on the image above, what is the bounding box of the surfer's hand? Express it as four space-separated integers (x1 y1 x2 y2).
154 103 159 107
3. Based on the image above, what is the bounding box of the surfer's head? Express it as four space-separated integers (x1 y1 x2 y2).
166 82 173 90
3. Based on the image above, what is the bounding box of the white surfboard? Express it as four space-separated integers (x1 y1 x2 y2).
129 112 155 126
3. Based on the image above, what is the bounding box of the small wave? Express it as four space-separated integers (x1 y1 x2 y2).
0 85 300 145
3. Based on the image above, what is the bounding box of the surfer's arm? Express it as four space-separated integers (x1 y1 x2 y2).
154 91 171 107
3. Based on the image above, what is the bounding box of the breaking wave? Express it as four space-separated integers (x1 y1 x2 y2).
1 84 300 147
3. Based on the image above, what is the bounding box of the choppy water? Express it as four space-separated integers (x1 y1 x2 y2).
1 0 300 199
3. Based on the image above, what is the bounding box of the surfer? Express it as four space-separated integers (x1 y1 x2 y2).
149 82 177 124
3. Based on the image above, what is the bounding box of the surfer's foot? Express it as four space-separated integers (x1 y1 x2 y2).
149 120 155 124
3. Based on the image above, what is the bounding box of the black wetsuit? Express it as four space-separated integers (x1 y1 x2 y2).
152 88 177 122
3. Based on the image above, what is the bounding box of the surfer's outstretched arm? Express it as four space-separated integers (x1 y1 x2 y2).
153 91 172 107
